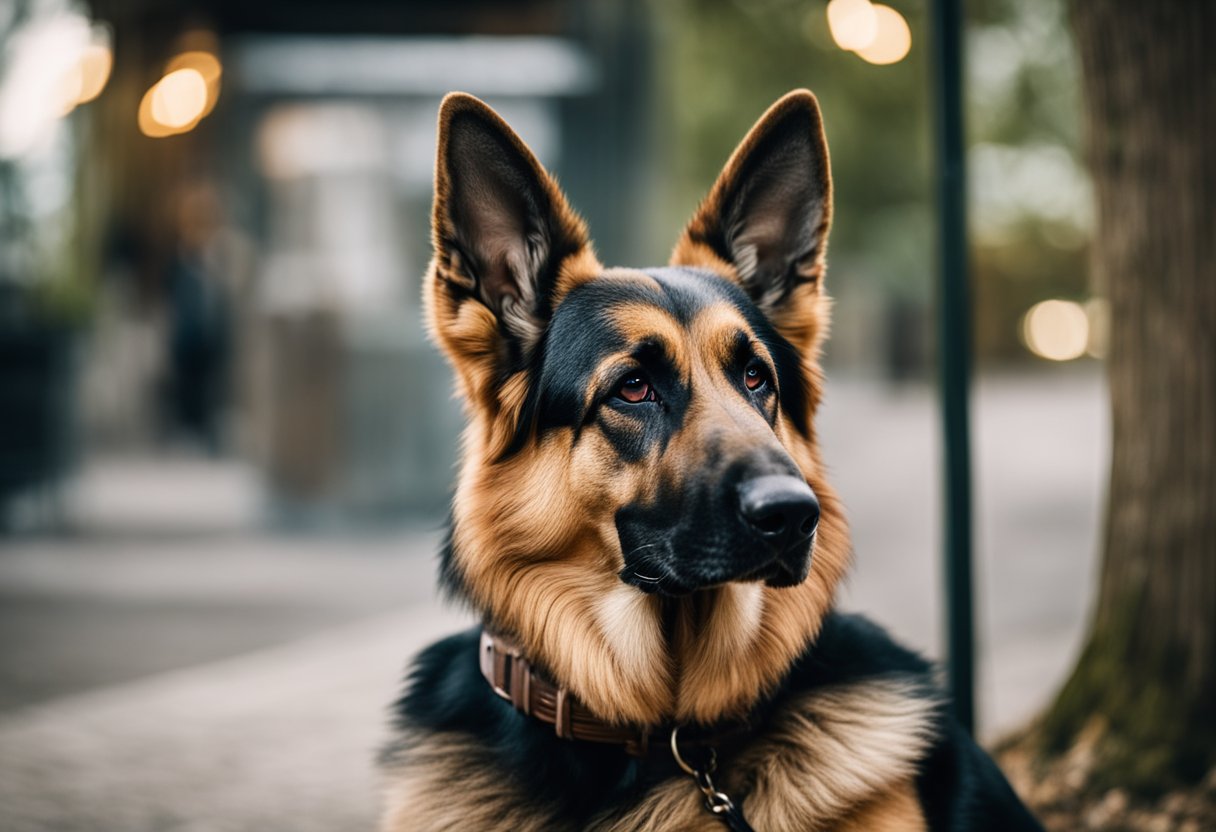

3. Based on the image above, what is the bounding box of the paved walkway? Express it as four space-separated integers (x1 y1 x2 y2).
0 368 1108 830
0 606 471 832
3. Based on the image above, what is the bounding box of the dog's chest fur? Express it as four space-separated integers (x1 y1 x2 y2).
380 615 940 832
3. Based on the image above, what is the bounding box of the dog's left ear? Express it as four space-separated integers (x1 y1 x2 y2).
429 93 595 371
672 90 832 327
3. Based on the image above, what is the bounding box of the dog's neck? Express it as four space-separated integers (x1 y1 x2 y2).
453 482 851 727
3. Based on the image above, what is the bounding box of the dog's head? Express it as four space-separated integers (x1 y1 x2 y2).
426 91 849 724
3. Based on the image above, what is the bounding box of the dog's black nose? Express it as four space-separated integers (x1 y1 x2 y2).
738 475 820 552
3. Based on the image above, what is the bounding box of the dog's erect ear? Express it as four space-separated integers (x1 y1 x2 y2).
672 90 832 317
430 93 593 362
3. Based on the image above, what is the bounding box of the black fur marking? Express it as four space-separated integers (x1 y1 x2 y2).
501 267 811 461
916 722 1046 831
724 328 779 424
436 518 473 603
644 267 811 437
387 629 655 824
500 280 654 460
536 278 666 432
595 339 691 464
782 616 1043 830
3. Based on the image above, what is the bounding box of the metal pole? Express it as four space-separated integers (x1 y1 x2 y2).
930 0 975 736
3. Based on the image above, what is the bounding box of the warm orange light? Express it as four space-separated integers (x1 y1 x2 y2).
138 85 175 138
138 49 223 138
827 0 878 51
151 68 207 128
166 51 222 118
855 5 912 65
166 50 221 84
1022 300 1089 362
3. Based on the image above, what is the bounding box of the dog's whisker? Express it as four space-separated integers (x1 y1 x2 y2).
625 542 662 558
624 543 667 584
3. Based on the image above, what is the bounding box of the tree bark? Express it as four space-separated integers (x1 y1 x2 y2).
1038 0 1216 795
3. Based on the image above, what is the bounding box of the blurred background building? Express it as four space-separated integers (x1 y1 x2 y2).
1 0 1098 520
0 0 1109 829
3 0 663 520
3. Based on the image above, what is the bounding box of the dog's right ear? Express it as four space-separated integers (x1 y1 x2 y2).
671 90 832 357
427 93 598 409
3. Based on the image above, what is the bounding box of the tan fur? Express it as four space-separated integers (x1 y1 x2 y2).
381 681 936 832
591 297 691 377
380 735 562 832
836 783 927 832
727 679 938 829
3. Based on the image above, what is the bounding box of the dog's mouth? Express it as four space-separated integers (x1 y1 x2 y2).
620 562 697 596
619 540 813 596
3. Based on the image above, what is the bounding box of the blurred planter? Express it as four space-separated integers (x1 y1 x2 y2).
340 312 457 517
0 320 79 511
250 307 458 524
253 309 343 507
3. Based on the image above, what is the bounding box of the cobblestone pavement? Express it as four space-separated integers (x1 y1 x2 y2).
0 369 1107 831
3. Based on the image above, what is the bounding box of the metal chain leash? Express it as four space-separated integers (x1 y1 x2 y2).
670 727 757 832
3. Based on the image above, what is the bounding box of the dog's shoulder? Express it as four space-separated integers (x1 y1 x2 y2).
786 610 937 689
384 627 490 737
379 629 550 830
774 612 1042 832
915 718 1045 831
721 612 939 829
380 628 633 831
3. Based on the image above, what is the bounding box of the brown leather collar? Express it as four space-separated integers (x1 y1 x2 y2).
479 630 749 757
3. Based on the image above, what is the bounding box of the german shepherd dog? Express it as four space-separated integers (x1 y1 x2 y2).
380 91 1042 831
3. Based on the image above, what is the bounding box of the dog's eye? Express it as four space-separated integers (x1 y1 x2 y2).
616 374 656 404
744 361 769 391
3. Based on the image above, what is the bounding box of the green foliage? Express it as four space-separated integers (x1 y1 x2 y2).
0 139 95 328
651 0 931 299
650 0 1091 365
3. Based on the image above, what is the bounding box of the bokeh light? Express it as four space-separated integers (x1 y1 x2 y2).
1022 299 1090 361
138 53 222 139
0 14 112 158
855 5 912 65
166 51 223 118
827 0 878 51
55 42 113 116
152 69 208 128
75 44 114 106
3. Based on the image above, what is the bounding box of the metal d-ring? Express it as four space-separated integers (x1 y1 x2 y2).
670 725 716 776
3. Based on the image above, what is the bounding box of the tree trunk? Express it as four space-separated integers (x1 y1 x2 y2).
1037 0 1216 796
